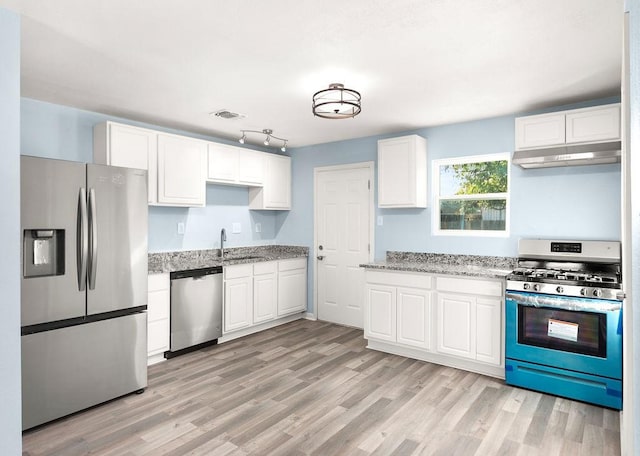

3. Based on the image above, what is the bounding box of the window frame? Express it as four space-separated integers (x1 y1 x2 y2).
431 152 511 237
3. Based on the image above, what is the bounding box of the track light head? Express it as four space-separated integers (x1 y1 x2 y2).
239 133 246 144
281 141 287 152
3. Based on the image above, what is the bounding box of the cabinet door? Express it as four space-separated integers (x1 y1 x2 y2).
397 287 432 350
565 105 621 144
157 134 206 206
277 266 306 316
254 272 277 324
265 154 291 209
436 293 476 359
147 273 170 357
377 135 427 208
238 150 264 186
475 297 502 366
224 276 252 332
94 122 158 204
515 114 566 150
207 143 238 183
248 154 291 210
364 284 396 342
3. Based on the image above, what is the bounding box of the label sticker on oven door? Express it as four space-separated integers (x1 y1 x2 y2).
548 319 578 342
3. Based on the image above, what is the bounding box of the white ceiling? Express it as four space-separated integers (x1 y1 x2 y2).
1 0 623 148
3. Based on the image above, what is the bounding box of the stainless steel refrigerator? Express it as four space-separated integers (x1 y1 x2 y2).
20 155 148 430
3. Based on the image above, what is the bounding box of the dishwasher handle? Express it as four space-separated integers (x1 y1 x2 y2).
170 266 223 280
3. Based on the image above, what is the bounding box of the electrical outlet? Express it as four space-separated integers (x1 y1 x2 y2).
377 216 383 226
232 222 241 234
255 223 262 233
177 222 185 234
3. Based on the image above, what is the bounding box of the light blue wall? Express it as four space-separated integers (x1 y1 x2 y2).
277 97 621 311
21 98 281 252
0 7 22 455
279 97 621 259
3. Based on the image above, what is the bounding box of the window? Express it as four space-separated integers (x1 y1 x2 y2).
432 153 510 236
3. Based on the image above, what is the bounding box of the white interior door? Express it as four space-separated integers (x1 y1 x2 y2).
315 163 373 328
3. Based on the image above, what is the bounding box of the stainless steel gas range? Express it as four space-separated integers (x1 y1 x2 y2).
505 239 623 409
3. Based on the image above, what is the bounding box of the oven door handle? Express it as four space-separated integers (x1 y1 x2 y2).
506 292 622 313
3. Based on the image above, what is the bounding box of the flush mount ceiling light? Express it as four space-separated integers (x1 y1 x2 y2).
239 129 288 152
312 83 362 119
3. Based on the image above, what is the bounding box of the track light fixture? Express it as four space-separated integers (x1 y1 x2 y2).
239 129 288 152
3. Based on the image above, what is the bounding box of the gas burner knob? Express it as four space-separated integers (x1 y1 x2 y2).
523 283 530 290
593 289 603 298
556 286 564 294
533 284 541 292
580 288 588 296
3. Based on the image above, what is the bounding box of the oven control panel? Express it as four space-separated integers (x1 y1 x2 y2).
550 242 582 254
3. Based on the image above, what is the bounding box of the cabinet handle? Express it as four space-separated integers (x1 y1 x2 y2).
317 255 325 261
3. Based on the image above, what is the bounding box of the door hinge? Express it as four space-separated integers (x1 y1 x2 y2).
368 244 370 253
368 180 370 190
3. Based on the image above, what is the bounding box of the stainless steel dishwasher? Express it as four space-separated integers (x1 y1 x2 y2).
165 266 223 358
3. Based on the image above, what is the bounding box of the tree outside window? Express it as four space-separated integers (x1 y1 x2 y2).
434 154 509 235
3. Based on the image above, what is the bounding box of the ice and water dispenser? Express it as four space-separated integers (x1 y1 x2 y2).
23 229 65 277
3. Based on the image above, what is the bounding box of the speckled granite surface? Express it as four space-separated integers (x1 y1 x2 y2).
149 245 308 274
360 251 517 279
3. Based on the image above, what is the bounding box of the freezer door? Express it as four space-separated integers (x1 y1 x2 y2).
21 312 148 430
21 156 87 327
86 164 148 315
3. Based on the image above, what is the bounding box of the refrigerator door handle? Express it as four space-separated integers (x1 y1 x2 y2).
77 187 88 291
88 188 98 290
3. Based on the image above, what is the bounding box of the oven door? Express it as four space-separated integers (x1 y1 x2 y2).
505 291 622 379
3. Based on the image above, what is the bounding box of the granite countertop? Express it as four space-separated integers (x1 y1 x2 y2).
149 245 308 274
360 251 517 280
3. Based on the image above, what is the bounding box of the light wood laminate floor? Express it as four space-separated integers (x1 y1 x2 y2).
22 319 620 456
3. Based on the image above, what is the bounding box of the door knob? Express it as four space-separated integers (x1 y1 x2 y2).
317 255 325 261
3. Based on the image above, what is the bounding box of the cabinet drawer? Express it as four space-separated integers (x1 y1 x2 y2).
365 270 432 290
254 261 277 275
148 273 169 292
278 257 307 271
224 264 253 279
436 276 503 297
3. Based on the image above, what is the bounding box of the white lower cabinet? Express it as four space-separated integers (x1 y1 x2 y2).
147 273 170 364
397 287 432 350
253 261 277 324
365 284 396 342
364 269 504 378
436 292 475 359
365 271 433 350
223 265 253 333
223 258 307 337
277 258 307 316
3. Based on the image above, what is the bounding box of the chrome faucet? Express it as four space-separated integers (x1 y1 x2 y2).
220 228 227 259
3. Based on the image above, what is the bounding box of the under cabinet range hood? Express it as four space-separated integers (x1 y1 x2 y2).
512 141 621 169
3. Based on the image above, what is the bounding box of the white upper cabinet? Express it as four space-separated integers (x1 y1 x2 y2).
515 114 565 150
565 105 621 144
207 143 264 186
377 135 427 208
249 153 291 210
157 133 206 207
515 103 621 150
93 122 158 204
